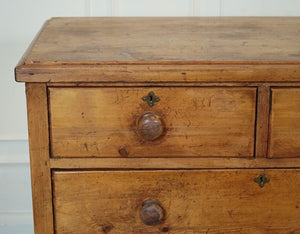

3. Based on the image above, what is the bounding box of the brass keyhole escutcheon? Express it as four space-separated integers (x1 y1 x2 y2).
142 91 160 107
254 173 270 188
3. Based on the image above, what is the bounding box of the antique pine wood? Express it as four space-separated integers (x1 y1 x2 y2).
16 17 300 234
49 157 300 169
49 87 256 158
15 17 300 83
15 63 300 83
255 86 270 158
25 83 54 234
46 82 300 87
16 17 300 63
53 170 300 233
270 88 300 158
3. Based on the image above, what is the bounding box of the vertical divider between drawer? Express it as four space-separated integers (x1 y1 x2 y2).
255 86 271 158
51 170 57 234
47 86 53 159
267 88 273 158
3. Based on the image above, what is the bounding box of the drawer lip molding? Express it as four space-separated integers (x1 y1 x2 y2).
49 157 300 169
15 64 300 83
52 169 300 233
46 82 300 87
48 87 257 158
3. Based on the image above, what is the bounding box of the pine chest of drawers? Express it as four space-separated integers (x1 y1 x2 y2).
15 17 300 233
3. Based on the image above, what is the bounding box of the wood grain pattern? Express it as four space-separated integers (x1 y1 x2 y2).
15 17 300 83
270 88 300 158
26 83 54 234
255 86 270 157
46 82 300 87
50 157 300 169
15 64 300 83
49 87 256 158
53 169 300 233
22 17 300 64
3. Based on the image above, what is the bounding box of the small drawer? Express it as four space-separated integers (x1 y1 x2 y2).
52 169 300 233
270 88 300 157
49 87 256 158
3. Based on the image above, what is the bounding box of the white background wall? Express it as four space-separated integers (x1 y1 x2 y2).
1 1 300 233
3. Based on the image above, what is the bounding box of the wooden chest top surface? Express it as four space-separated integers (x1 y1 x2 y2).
23 17 300 65
15 17 300 83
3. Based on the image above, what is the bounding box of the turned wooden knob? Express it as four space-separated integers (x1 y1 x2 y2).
139 200 164 226
137 113 163 141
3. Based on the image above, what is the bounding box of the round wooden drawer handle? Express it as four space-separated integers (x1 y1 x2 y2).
137 113 163 141
139 199 164 226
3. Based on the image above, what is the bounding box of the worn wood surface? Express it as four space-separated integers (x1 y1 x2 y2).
270 88 300 157
53 169 300 234
15 17 300 83
255 86 270 157
15 64 300 83
20 17 300 64
50 157 300 169
26 83 54 234
49 87 256 158
46 82 300 87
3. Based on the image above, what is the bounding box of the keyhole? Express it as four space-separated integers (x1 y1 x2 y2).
254 173 269 188
142 91 160 107
260 176 263 182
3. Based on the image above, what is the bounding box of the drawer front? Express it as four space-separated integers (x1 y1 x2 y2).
49 87 256 158
53 170 300 233
270 88 300 157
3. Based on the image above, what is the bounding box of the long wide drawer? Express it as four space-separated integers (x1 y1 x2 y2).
53 169 300 233
49 87 256 158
